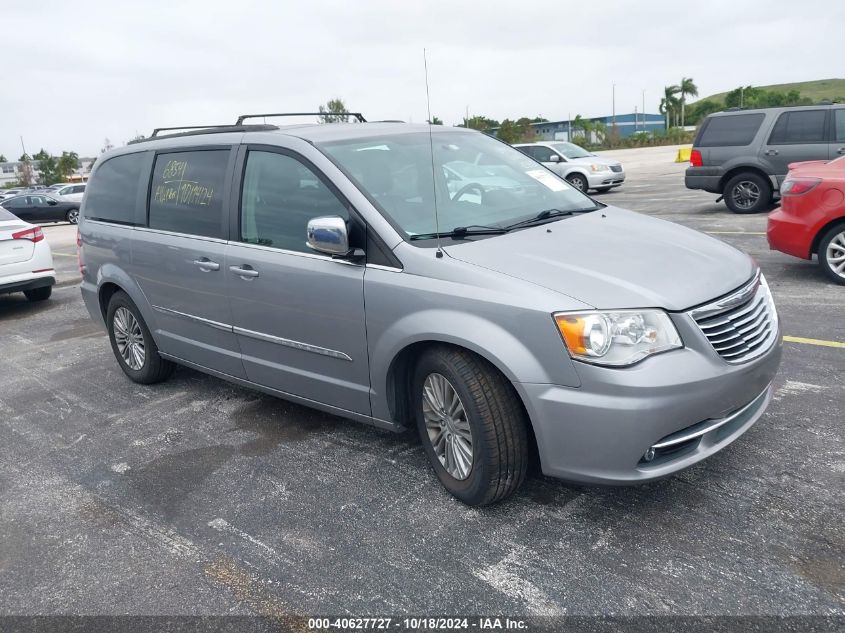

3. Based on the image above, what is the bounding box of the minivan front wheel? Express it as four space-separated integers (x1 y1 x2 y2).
724 173 772 213
106 291 175 384
413 346 528 506
566 173 588 192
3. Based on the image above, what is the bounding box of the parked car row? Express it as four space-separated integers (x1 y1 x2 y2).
1 182 86 203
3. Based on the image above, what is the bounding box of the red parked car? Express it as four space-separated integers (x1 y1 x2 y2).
768 156 845 285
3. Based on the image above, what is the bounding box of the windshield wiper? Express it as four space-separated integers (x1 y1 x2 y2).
503 206 599 231
409 225 508 241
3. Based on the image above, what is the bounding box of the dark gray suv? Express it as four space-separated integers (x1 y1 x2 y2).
685 104 845 213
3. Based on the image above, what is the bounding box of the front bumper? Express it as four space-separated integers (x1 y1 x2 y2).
588 170 626 189
517 312 782 484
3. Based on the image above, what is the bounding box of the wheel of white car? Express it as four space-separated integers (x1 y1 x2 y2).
566 173 588 192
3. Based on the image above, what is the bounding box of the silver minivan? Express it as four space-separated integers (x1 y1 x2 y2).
79 116 782 505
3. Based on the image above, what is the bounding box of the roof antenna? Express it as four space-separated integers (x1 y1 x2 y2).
423 48 443 259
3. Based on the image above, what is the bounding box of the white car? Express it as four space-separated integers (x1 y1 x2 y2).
0 207 55 302
0 188 26 201
53 183 86 202
514 142 626 193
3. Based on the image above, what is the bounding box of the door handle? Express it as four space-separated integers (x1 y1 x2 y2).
229 265 259 279
192 258 220 272
838 147 845 155
764 149 779 156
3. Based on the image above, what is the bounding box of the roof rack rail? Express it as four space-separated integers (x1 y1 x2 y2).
129 124 279 144
236 112 367 125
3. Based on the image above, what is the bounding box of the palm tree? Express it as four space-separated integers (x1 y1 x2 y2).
659 85 680 129
679 77 698 128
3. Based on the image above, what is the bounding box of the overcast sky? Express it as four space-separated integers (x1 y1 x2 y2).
2 0 842 158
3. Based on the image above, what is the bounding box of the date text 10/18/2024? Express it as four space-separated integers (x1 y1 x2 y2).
307 617 528 631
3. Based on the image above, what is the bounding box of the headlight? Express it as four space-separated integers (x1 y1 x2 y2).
589 163 611 172
553 309 682 366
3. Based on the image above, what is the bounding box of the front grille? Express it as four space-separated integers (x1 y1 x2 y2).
610 164 623 173
690 274 778 363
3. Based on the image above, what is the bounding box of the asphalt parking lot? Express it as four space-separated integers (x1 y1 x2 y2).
1 145 843 621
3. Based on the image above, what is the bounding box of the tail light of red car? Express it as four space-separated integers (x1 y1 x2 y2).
12 226 44 243
780 177 821 196
689 149 703 167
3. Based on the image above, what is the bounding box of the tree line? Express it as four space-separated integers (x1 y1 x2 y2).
1 150 81 187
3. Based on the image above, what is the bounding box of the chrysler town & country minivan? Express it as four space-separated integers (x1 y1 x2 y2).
79 116 782 505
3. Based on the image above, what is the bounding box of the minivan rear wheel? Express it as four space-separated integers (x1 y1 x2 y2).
106 291 175 384
818 223 845 285
723 172 772 213
412 346 528 506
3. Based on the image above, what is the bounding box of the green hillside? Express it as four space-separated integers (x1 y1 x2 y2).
702 78 845 104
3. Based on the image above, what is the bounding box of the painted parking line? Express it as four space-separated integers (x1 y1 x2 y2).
783 335 845 349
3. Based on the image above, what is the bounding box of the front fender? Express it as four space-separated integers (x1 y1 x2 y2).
368 308 581 422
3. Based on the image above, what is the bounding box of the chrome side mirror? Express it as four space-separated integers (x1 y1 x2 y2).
306 215 349 256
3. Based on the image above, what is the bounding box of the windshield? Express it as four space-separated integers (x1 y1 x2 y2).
319 130 597 240
550 142 592 159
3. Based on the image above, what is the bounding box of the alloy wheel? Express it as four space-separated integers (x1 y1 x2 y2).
113 307 145 370
826 230 845 279
67 209 79 224
731 180 760 210
421 372 473 480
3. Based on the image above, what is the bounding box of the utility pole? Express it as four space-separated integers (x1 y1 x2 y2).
612 84 616 126
642 89 646 132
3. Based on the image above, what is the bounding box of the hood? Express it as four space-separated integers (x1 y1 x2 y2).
443 206 755 311
569 155 620 167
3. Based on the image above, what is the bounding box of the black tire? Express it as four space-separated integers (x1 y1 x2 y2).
566 173 588 192
412 346 528 506
818 222 845 285
106 290 175 384
66 208 80 225
723 172 772 213
23 285 51 302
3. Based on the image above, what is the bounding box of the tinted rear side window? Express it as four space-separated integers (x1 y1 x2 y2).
769 110 827 144
836 110 845 142
696 114 765 147
84 152 146 223
148 150 229 239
